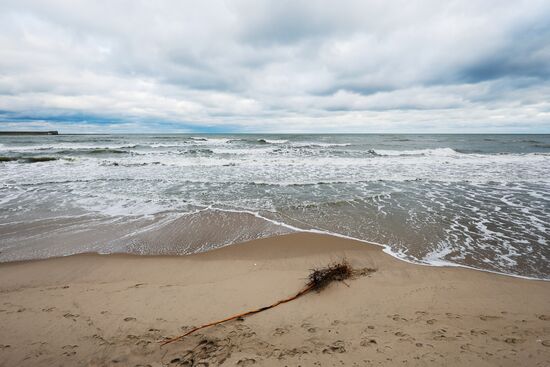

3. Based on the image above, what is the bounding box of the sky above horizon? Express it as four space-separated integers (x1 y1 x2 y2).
1 0 550 133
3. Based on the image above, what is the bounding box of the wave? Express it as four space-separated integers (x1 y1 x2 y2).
190 137 230 144
290 142 352 148
0 144 56 152
182 148 214 155
263 139 289 144
372 148 459 157
520 139 541 144
231 138 289 145
102 161 164 167
0 156 58 163
22 157 58 163
87 148 129 154
130 143 181 149
0 144 137 152
0 156 18 162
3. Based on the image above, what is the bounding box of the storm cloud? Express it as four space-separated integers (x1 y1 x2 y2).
0 0 549 132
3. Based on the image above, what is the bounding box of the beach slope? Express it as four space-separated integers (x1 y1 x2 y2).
0 233 549 366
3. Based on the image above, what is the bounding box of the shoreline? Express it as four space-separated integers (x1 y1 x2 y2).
1 232 549 366
215 208 550 282
2 210 548 282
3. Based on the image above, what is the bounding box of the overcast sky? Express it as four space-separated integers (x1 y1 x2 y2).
1 0 549 133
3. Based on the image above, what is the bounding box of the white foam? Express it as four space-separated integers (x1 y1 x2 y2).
291 142 352 148
373 147 459 156
146 143 186 148
208 207 549 281
264 139 288 144
0 143 137 152
191 137 231 144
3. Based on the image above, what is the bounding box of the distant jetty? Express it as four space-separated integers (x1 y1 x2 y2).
0 131 58 135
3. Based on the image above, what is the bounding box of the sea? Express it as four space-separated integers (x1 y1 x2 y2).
0 134 548 279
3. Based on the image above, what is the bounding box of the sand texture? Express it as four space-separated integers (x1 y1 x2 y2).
0 233 549 366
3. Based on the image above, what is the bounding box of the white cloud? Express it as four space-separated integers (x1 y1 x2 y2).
0 0 549 132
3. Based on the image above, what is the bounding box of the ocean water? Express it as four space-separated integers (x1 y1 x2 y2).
0 134 549 279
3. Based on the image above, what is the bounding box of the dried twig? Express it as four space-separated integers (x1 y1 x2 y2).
161 260 374 346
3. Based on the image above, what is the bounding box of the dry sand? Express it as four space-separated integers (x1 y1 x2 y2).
0 232 549 366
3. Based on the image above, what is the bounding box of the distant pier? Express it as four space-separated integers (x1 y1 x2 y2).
0 131 58 135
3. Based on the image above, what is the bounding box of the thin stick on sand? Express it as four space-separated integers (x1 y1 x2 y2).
161 260 374 346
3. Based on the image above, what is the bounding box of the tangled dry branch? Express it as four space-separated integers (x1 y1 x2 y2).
161 260 375 346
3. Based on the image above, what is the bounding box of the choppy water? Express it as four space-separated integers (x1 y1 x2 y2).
0 134 549 279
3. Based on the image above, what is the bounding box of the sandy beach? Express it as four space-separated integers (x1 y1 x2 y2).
0 232 549 366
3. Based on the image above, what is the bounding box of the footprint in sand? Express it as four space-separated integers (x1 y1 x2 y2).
237 358 256 366
135 339 151 347
61 345 78 357
91 334 110 346
470 329 488 336
282 346 312 357
63 312 79 321
479 315 501 321
360 338 377 347
233 324 256 338
445 312 461 319
432 329 451 341
273 327 288 336
301 323 318 333
395 331 415 342
389 314 407 322
322 340 346 354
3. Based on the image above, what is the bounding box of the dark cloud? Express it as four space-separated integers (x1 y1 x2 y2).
235 2 346 46
456 18 550 84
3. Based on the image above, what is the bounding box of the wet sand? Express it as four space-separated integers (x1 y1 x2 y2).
0 232 549 366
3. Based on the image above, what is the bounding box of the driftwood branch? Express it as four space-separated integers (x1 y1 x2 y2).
161 260 374 346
